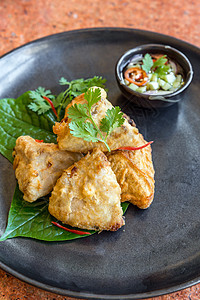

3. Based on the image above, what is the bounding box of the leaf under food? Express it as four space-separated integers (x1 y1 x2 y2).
0 185 129 241
0 92 57 162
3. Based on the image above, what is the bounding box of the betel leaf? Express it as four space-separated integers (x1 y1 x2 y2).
0 185 95 241
122 201 129 214
0 185 129 241
0 92 57 162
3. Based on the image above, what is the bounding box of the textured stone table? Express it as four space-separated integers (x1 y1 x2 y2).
0 0 200 299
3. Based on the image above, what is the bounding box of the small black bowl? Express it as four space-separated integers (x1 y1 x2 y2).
115 44 193 108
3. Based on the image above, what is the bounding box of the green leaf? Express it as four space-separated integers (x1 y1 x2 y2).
68 88 124 152
84 87 101 110
59 76 106 90
0 185 95 241
28 99 51 115
85 76 107 90
142 53 154 73
152 55 168 69
154 64 170 75
57 76 107 120
121 202 130 214
30 87 55 100
67 103 89 121
100 106 125 135
53 91 68 108
0 92 57 162
28 87 56 115
59 77 70 86
69 121 99 142
0 185 129 241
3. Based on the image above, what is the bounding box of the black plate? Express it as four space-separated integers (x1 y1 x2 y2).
0 28 200 299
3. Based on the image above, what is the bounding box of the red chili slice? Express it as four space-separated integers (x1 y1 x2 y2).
43 96 58 119
118 141 153 151
35 139 44 143
51 221 91 235
124 67 148 86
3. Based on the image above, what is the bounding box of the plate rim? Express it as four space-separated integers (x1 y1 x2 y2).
0 27 200 299
1 260 200 300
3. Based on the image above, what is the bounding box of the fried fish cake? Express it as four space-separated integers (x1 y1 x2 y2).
53 87 143 153
107 140 155 209
13 136 82 202
49 148 124 231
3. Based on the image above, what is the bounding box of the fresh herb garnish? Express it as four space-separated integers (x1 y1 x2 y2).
142 53 170 75
28 76 107 121
68 88 124 152
152 55 167 68
154 63 170 75
59 76 107 97
28 87 56 115
100 106 125 137
152 55 170 75
142 53 154 73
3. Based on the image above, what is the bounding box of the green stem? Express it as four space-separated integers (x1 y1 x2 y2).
56 87 71 120
105 131 110 142
101 139 111 152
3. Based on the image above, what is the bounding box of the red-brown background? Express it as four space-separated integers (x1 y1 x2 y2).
0 0 200 299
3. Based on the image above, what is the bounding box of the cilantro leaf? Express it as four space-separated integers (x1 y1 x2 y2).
84 87 101 110
53 92 65 108
100 107 124 135
59 77 70 86
152 55 168 69
67 103 88 121
85 76 107 90
56 76 106 120
28 77 107 121
69 121 98 142
68 88 124 152
59 76 106 94
59 76 106 98
29 87 55 100
154 64 170 75
28 87 56 115
28 101 50 115
142 53 153 73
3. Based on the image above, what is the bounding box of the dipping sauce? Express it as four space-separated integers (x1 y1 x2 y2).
123 53 184 95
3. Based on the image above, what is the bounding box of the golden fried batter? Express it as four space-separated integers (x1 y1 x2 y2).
53 87 144 153
13 136 82 202
48 148 124 231
107 139 155 209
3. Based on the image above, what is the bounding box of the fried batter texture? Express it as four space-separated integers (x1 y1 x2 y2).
48 148 124 231
13 136 82 202
107 141 155 209
53 87 143 153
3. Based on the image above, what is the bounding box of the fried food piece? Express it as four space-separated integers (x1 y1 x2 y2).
53 87 143 153
49 148 124 231
13 136 82 202
107 139 155 209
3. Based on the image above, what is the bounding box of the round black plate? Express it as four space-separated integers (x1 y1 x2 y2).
0 28 200 299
